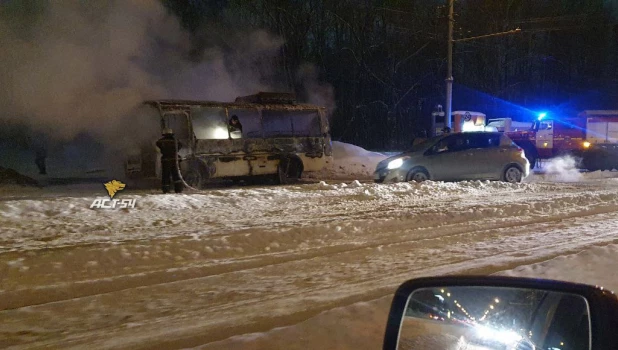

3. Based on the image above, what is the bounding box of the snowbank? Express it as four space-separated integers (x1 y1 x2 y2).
3 176 618 251
527 169 618 183
0 167 40 187
0 179 555 249
306 141 388 180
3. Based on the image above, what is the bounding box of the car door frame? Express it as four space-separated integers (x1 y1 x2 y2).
423 134 473 181
466 132 504 180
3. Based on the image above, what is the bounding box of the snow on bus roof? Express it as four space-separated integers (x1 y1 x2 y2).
143 99 323 110
144 92 324 110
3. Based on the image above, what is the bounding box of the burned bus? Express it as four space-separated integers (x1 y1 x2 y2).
125 92 332 188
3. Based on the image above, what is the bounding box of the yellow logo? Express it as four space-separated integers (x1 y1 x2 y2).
104 180 126 199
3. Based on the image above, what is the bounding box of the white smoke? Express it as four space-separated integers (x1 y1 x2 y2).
543 155 583 182
296 63 336 117
0 1 286 177
0 1 283 146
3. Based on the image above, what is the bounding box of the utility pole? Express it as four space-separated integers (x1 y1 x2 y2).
445 0 454 129
443 0 520 130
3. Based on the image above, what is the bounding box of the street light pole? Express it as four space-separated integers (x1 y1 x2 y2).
443 0 519 131
445 0 454 129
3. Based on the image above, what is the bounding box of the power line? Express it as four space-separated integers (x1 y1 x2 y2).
453 29 522 42
515 14 590 24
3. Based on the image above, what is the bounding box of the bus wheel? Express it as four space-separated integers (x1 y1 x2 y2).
182 164 203 189
277 157 303 185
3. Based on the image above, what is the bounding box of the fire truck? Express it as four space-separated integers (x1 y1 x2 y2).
505 110 618 170
433 110 488 135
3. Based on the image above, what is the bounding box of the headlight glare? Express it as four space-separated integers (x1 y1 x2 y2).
387 158 406 169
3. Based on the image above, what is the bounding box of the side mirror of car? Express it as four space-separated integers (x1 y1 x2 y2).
383 276 618 350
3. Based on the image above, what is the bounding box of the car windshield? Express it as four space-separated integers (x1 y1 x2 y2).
407 135 445 152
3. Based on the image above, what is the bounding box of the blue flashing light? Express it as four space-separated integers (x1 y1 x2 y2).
537 112 547 120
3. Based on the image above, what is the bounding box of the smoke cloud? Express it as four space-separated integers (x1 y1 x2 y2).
296 63 336 118
0 1 283 149
0 1 335 178
543 155 583 182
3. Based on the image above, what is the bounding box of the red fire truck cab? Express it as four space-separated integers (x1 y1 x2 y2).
506 110 618 171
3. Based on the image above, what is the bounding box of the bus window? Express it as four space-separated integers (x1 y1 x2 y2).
290 110 321 136
163 112 191 141
263 110 294 137
227 108 262 138
191 107 227 139
262 110 321 137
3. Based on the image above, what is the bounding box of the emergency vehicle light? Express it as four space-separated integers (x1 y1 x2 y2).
537 112 547 120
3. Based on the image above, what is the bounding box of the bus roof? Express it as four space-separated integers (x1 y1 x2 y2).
144 92 325 111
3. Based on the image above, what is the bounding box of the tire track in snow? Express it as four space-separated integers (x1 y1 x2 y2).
1 185 617 310
1 181 618 348
3 210 617 349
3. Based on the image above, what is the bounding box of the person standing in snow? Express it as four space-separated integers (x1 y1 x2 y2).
34 145 47 175
156 129 183 194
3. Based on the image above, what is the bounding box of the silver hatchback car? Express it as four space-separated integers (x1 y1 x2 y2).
374 132 530 183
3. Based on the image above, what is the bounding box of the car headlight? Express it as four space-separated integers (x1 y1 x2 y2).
387 157 407 169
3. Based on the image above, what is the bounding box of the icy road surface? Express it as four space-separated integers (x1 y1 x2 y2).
1 174 618 349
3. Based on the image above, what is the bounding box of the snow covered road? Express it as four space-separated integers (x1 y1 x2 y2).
1 174 618 349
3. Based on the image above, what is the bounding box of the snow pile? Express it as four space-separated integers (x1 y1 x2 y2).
0 167 40 187
2 179 616 250
306 141 388 180
582 170 618 180
306 179 536 201
526 167 618 183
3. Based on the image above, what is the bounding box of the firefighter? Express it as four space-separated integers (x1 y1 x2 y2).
228 115 243 136
156 128 183 194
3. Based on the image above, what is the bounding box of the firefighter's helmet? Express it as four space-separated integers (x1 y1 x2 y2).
162 128 173 135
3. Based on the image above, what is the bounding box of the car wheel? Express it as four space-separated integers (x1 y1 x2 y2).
503 165 523 183
407 168 430 182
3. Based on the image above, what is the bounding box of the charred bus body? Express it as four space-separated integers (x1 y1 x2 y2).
126 92 332 187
